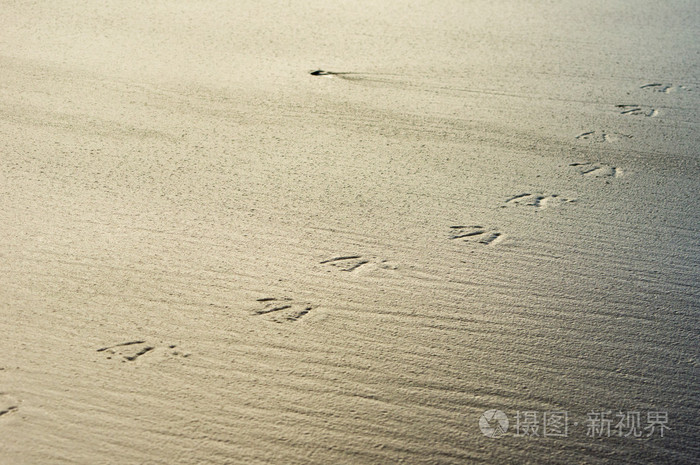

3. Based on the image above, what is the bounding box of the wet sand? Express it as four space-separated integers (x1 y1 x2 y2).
1 1 699 463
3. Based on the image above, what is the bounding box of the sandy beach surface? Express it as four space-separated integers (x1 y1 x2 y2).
1 1 699 463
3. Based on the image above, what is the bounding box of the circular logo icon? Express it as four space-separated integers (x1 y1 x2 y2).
479 410 509 438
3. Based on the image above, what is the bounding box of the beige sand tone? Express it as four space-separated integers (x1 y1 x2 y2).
1 1 698 463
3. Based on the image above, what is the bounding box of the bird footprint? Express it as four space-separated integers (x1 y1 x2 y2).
449 226 504 245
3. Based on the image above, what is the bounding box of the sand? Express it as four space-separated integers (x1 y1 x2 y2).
1 1 699 463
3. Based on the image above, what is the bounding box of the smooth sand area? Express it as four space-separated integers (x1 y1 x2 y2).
1 1 699 463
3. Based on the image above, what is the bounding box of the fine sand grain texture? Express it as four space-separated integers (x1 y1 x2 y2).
1 1 699 464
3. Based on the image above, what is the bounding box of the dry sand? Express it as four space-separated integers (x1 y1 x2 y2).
1 1 699 463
